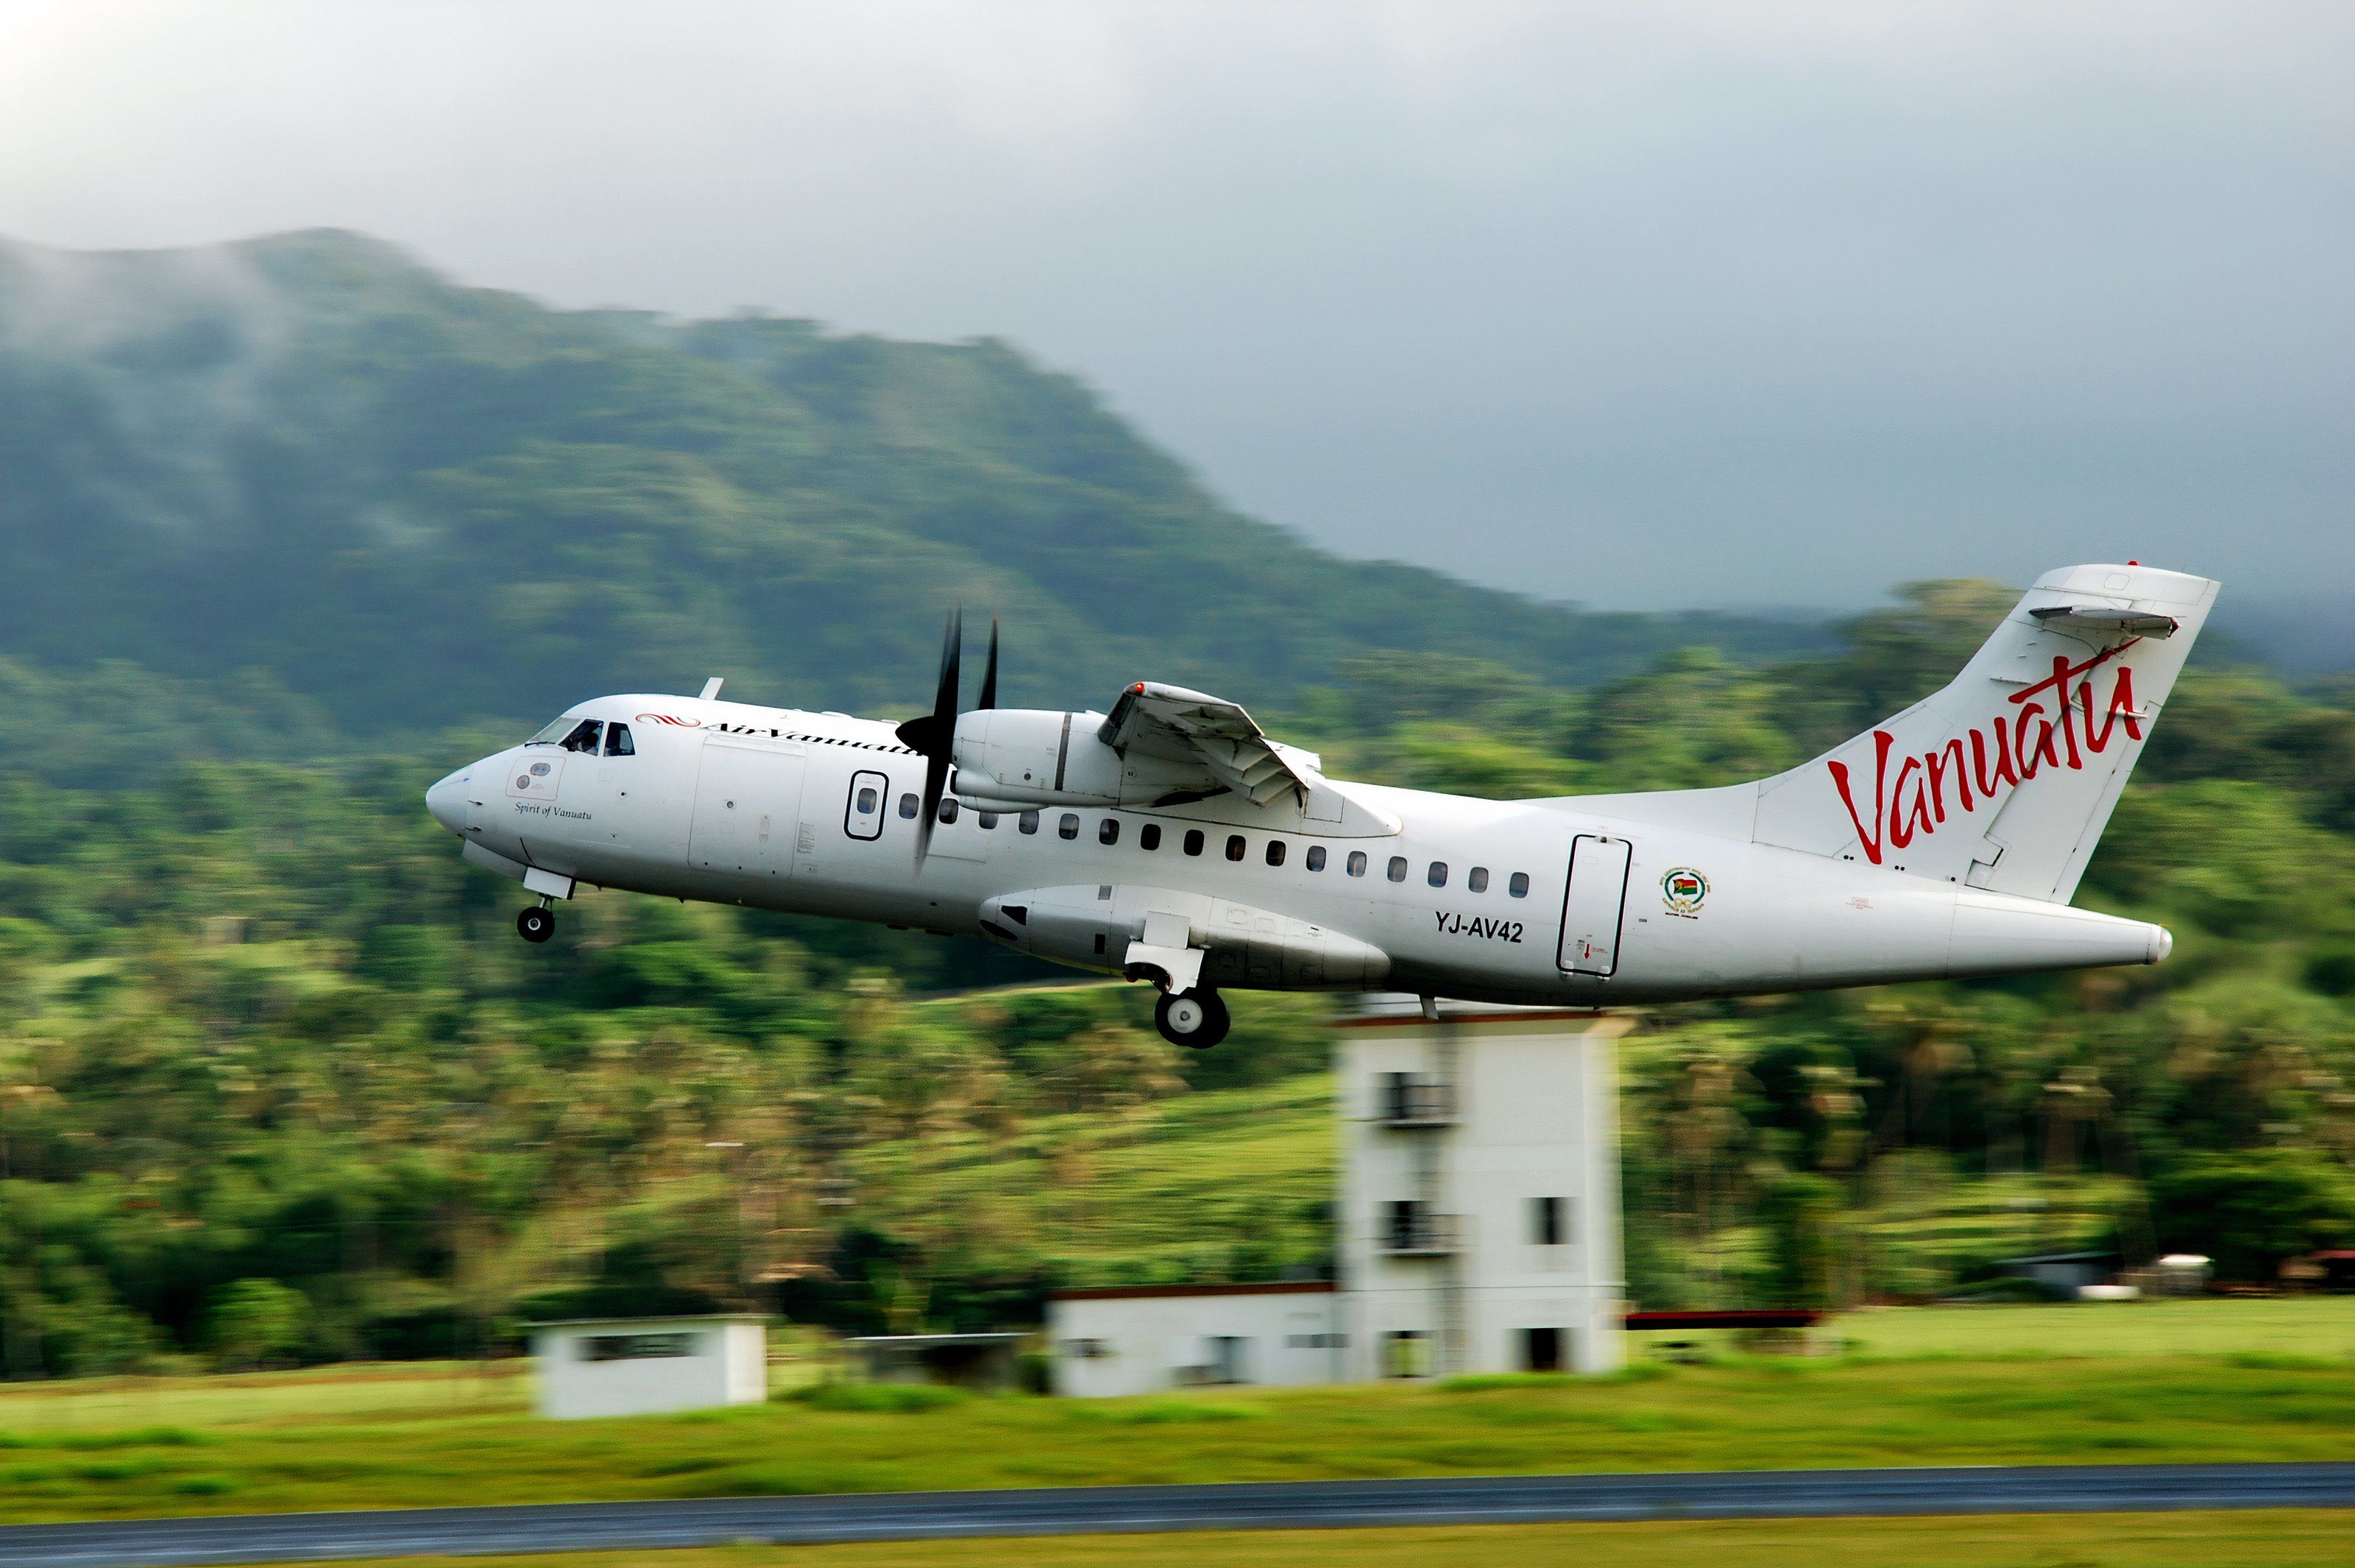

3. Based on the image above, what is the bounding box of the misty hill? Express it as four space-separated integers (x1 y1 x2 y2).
0 229 1825 771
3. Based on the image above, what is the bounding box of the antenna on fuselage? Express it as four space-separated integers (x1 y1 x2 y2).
699 677 725 700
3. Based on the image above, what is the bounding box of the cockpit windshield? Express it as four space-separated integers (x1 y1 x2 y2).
526 717 604 753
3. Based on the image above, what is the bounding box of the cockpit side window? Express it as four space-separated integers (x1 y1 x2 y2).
603 723 635 757
561 720 603 754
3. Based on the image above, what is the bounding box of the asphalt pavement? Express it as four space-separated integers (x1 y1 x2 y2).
2 1464 2351 1567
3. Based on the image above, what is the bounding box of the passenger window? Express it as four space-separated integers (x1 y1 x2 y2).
1348 851 1367 877
1141 824 1162 851
603 723 634 757
1509 872 1530 898
899 792 919 819
979 811 999 829
1306 845 1327 872
1266 840 1286 867
1428 862 1447 887
1184 829 1205 857
1225 834 1247 862
1099 818 1119 845
856 787 878 814
1059 813 1080 840
938 798 959 824
1469 866 1489 893
1020 810 1041 835
1387 856 1408 882
562 720 602 753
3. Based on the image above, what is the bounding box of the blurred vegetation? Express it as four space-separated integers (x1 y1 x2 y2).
0 597 2351 1369
1 230 2352 1372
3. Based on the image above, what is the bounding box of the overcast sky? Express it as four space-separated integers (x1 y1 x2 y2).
2 2 2348 610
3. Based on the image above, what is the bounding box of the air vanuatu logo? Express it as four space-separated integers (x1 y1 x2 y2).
1829 640 2147 867
637 713 703 727
1661 868 1708 918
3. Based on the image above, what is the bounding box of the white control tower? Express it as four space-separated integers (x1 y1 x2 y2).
1336 998 1628 1378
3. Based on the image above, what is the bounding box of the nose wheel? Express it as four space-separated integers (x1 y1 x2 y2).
517 903 556 943
1154 989 1230 1049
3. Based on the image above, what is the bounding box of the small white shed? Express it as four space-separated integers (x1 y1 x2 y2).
529 1315 768 1419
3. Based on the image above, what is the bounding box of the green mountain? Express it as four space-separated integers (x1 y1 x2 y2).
0 228 1822 779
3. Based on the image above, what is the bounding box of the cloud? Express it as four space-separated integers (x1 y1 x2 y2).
1 1 2348 607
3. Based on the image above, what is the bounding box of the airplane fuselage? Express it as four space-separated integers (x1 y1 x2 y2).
431 691 2167 1012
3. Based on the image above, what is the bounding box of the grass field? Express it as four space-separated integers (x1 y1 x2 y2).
1834 1298 2355 1361
327 1512 2355 1568
0 1300 2345 1527
0 1342 2351 1522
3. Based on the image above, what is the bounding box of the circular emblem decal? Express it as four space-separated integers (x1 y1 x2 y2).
530 761 552 776
515 775 532 790
1661 867 1709 916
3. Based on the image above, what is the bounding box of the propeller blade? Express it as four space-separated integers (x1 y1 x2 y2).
977 617 999 712
894 609 963 757
917 747 951 863
905 609 962 865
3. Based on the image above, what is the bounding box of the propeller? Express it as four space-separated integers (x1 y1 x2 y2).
895 609 968 864
977 616 999 714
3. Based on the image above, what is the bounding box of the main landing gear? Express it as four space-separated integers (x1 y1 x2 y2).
517 899 556 943
1154 989 1230 1050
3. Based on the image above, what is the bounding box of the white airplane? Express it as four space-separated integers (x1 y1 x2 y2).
427 564 2215 1049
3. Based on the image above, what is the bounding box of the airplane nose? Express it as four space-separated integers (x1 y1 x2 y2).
426 769 472 837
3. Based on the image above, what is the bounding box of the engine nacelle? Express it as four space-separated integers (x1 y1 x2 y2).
951 708 1209 811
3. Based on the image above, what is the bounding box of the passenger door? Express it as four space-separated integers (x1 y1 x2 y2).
843 770 888 841
690 740 809 881
1556 834 1631 977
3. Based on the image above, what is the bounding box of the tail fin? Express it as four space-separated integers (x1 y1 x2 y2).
1750 564 2217 902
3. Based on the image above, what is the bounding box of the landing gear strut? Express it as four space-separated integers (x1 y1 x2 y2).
517 900 556 944
1154 989 1230 1049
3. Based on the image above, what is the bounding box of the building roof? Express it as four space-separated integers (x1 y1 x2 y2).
523 1314 771 1330
846 1333 1028 1347
1625 1310 1821 1330
1050 1282 1338 1302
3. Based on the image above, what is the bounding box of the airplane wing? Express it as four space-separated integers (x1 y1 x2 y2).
1097 682 1322 807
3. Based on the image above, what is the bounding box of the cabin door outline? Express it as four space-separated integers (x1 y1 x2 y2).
690 741 810 878
843 769 889 842
1556 834 1632 977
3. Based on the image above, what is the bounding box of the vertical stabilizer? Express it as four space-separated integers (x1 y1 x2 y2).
1751 564 2217 903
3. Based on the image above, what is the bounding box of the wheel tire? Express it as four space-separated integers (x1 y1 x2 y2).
517 906 556 944
1155 990 1230 1049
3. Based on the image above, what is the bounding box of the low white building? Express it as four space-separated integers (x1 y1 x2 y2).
530 1315 768 1419
1050 1283 1342 1397
1048 1001 1626 1394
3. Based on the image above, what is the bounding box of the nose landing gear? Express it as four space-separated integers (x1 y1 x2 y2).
1154 989 1230 1049
517 900 556 943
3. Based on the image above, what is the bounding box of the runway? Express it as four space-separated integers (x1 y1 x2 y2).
2 1464 2351 1566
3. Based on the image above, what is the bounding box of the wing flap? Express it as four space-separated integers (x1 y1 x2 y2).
1099 681 1317 807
